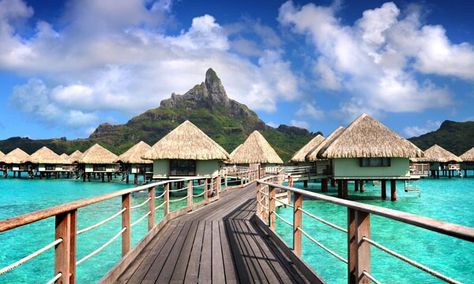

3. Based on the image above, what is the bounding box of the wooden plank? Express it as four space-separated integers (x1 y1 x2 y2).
226 219 255 283
218 220 238 284
155 222 193 283
212 221 226 283
169 221 199 283
198 221 213 283
141 222 186 282
184 221 205 284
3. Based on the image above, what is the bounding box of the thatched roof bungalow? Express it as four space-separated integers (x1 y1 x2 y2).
60 153 71 163
318 114 423 180
290 134 325 163
229 131 283 166
79 144 119 174
29 146 69 173
460 147 474 174
0 150 4 160
143 120 229 179
68 150 83 163
0 148 31 175
412 144 462 164
117 141 153 183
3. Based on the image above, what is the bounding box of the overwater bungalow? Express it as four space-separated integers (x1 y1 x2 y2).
117 141 153 184
316 113 423 200
289 134 325 187
68 150 83 163
229 130 283 174
0 150 5 174
460 147 474 177
79 144 119 182
0 148 31 178
412 144 463 178
143 120 229 180
29 146 70 178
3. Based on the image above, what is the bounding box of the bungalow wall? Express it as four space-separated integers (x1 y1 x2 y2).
38 164 67 172
153 160 220 179
332 158 410 178
84 164 118 173
129 163 153 174
461 162 474 170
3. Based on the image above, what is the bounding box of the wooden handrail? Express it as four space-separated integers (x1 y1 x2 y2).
258 180 474 241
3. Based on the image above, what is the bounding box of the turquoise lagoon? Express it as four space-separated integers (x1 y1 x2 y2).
0 178 201 284
275 178 474 283
0 177 473 283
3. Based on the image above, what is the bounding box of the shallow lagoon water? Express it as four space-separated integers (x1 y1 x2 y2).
275 177 474 283
0 178 199 283
0 177 473 283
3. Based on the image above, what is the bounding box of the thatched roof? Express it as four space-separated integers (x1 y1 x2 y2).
460 147 474 162
29 146 64 164
290 134 325 162
306 127 345 161
321 114 423 159
80 144 118 164
117 141 153 164
60 153 72 164
229 131 283 164
68 150 83 163
0 151 4 160
144 120 229 160
0 148 30 164
412 144 462 163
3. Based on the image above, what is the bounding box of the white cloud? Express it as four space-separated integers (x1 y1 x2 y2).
0 0 301 132
404 120 441 137
290 119 309 129
279 1 472 119
266 121 278 128
296 102 324 120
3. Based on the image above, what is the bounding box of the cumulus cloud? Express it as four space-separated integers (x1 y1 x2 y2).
404 120 441 137
0 0 301 132
290 119 309 129
296 102 324 120
279 1 472 120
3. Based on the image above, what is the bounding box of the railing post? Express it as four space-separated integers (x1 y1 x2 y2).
55 211 74 284
122 193 131 257
241 173 244 186
69 210 77 284
204 178 210 203
216 175 221 199
256 182 262 219
187 180 193 211
148 187 155 231
269 186 276 230
348 208 371 284
224 174 228 188
293 192 303 257
164 183 170 216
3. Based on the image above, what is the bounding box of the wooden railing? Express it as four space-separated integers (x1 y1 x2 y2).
0 169 260 284
256 176 474 284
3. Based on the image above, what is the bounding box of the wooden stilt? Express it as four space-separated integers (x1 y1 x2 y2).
337 180 343 198
360 180 365 193
303 180 308 188
321 178 328 192
101 173 105 182
354 180 359 192
381 180 387 200
342 180 348 198
134 174 138 185
390 180 397 201
331 178 336 187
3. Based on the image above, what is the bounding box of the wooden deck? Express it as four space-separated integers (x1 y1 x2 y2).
107 184 321 284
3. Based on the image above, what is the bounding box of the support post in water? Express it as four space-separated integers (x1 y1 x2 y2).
381 180 387 200
293 192 303 257
148 187 155 231
122 193 131 256
348 208 371 284
269 186 276 230
391 180 397 201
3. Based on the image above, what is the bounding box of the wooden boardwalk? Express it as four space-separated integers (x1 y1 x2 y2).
108 184 321 283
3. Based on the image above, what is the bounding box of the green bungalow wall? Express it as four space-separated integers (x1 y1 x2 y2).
332 158 410 178
84 164 118 173
153 160 220 179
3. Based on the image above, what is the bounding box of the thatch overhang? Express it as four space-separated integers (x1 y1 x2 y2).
0 148 30 164
290 134 325 162
320 114 423 159
306 127 345 161
60 153 72 164
412 144 462 163
143 120 229 161
79 144 118 164
68 150 83 163
117 141 153 164
460 147 474 162
29 146 63 164
229 131 283 164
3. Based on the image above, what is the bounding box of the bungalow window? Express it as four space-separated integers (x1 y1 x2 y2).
45 165 56 171
93 164 107 171
359 158 391 167
170 160 196 176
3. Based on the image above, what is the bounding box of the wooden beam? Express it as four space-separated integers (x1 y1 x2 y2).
69 210 77 284
164 183 170 216
381 180 387 200
55 212 71 284
269 186 276 231
293 192 303 257
148 187 155 231
348 208 371 284
122 193 131 257
187 180 193 211
390 180 397 201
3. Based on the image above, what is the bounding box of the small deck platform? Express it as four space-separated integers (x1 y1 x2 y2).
106 184 321 284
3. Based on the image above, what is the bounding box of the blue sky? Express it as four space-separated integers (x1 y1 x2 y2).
0 0 473 140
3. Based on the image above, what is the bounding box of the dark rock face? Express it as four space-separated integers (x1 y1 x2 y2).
90 123 115 138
